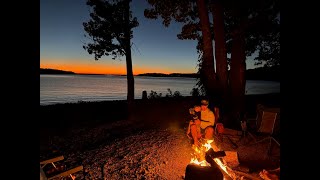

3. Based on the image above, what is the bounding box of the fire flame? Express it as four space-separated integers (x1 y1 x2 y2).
189 139 236 179
189 139 214 167
203 140 214 151
190 157 211 167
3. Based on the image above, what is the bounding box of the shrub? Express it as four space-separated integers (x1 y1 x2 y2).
148 90 162 99
190 88 200 97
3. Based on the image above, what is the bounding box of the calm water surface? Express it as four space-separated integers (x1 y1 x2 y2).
40 74 280 105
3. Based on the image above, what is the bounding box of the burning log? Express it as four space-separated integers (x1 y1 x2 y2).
223 151 240 168
233 165 250 173
185 164 223 180
205 152 237 179
233 170 262 180
206 148 226 159
187 138 260 180
187 139 236 179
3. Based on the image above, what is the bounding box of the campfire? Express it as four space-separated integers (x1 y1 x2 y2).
188 139 238 180
189 139 212 167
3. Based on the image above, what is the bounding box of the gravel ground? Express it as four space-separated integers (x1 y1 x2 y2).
41 120 280 180
41 121 194 180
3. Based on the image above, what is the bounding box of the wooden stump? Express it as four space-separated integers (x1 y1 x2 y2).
142 91 147 100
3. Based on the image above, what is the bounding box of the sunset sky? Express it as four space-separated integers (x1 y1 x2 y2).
41 0 260 75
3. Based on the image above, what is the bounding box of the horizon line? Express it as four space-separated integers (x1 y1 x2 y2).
40 68 197 76
40 67 262 76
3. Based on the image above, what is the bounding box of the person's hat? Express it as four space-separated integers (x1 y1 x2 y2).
201 99 209 106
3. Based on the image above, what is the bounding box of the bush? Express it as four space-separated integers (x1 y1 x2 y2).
165 88 173 97
173 91 182 97
148 90 162 99
148 89 182 99
166 88 181 98
190 88 200 97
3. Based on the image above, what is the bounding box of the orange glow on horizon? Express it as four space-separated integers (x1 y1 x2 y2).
40 62 186 75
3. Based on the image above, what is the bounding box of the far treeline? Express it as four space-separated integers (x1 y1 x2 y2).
40 68 75 74
40 66 279 81
138 66 280 81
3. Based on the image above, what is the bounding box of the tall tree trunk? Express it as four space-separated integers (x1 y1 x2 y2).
125 50 134 103
229 33 246 127
196 0 217 98
124 0 134 118
210 0 228 106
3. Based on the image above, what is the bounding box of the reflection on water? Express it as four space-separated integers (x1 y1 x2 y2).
40 75 280 105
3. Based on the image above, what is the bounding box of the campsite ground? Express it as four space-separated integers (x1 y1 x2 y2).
40 94 280 179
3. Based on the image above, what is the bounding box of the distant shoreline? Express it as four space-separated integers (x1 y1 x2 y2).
40 66 280 82
40 73 280 82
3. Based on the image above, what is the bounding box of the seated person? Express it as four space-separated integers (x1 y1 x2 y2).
189 99 215 146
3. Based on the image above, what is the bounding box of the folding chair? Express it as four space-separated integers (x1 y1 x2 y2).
40 155 83 180
247 109 280 158
233 112 250 146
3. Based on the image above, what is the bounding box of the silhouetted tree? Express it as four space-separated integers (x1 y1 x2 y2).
145 0 218 99
209 0 228 103
83 0 138 105
145 0 279 127
224 0 280 65
253 16 279 67
196 0 217 99
223 0 280 124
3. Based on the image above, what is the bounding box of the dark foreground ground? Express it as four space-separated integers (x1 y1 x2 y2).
40 93 280 179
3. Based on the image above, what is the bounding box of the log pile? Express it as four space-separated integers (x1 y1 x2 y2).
206 139 262 180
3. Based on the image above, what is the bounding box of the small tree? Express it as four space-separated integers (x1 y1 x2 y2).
83 0 139 104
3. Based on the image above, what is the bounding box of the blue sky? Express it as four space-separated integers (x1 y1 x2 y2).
40 0 260 74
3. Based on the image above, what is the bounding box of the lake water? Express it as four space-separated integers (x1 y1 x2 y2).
40 74 280 106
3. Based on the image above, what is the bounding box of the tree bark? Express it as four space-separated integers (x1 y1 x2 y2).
196 0 217 98
124 0 134 118
210 0 229 106
229 33 246 127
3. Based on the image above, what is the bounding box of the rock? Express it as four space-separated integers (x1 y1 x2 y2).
163 161 166 164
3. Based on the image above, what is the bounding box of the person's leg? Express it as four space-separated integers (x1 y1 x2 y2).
187 120 195 138
204 126 214 139
194 119 201 137
190 124 199 146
